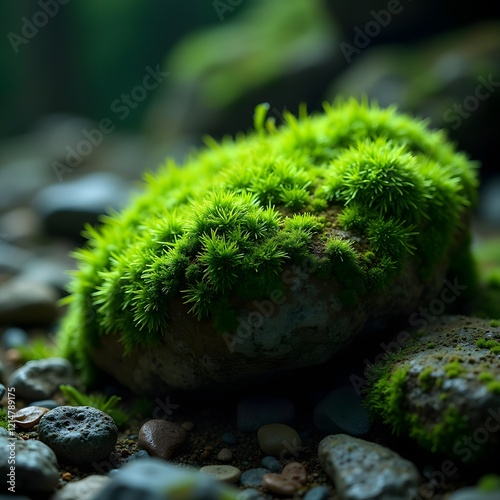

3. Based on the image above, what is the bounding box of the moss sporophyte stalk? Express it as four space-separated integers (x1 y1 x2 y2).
56 99 478 386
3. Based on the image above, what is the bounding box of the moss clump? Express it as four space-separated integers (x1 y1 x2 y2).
444 361 466 379
57 99 478 380
0 408 8 430
490 319 500 328
476 338 500 354
417 367 434 392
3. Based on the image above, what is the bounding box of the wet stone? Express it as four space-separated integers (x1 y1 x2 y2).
261 462 307 496
257 423 302 458
200 465 242 484
240 468 271 487
217 448 233 462
52 475 111 500
138 419 187 460
303 485 332 500
38 405 118 464
261 455 282 472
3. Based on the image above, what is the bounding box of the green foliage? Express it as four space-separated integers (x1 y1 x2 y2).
59 385 129 428
478 474 500 492
476 338 500 354
17 337 61 362
0 408 8 430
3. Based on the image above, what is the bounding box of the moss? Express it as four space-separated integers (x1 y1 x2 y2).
490 319 500 328
57 99 478 378
487 381 500 394
17 337 61 362
476 338 500 354
478 474 500 492
0 408 8 430
418 367 434 392
444 361 466 379
478 372 494 384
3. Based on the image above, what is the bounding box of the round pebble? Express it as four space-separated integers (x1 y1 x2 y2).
217 448 233 462
261 462 307 496
257 423 303 458
240 468 271 487
304 485 332 500
38 405 118 464
2 327 29 349
237 488 265 500
29 399 59 410
124 450 149 464
138 419 187 460
200 465 241 484
51 475 111 500
14 406 49 429
261 456 282 472
221 432 238 445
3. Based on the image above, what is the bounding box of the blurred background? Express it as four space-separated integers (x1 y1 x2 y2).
0 0 499 327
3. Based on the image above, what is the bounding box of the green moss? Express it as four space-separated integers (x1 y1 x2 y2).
57 99 477 379
444 361 466 379
17 337 61 362
490 319 500 327
418 367 434 392
478 474 500 492
479 372 494 384
0 408 8 430
487 381 500 394
476 338 500 354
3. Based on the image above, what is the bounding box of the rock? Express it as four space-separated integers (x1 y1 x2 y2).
13 406 49 429
0 242 33 276
480 176 500 227
261 462 307 496
0 279 59 326
240 468 271 488
29 399 59 410
313 386 371 436
52 475 111 500
217 448 232 462
0 427 59 492
0 384 5 400
38 406 118 464
237 396 295 432
303 485 332 500
221 431 238 445
33 172 133 241
318 434 420 500
123 450 149 464
2 327 28 349
200 465 241 484
20 257 72 294
236 489 264 500
261 456 282 472
9 358 74 401
366 316 500 458
138 419 186 460
257 423 302 458
93 458 240 499
0 207 40 245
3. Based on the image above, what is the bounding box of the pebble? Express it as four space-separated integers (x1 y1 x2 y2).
313 386 372 436
318 434 420 500
237 396 295 432
29 399 59 410
92 457 240 500
0 278 59 325
261 455 283 472
0 427 59 492
38 405 118 464
200 465 242 484
262 462 307 496
138 419 187 460
21 257 72 294
257 423 303 458
9 357 74 401
0 241 33 275
221 431 238 445
303 485 332 500
181 421 194 431
448 487 500 499
124 450 150 463
217 448 233 462
237 489 265 500
240 468 271 487
51 475 111 500
14 405 49 429
0 384 5 400
2 327 29 349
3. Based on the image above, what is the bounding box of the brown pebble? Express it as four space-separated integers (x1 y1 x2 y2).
14 406 49 429
138 419 187 460
262 461 307 495
181 421 194 431
217 448 232 462
282 461 307 484
61 472 72 481
5 349 22 364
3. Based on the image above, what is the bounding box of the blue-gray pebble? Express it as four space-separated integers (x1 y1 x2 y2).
237 488 265 500
240 468 271 487
0 384 5 400
38 405 118 464
124 450 149 463
2 327 28 349
303 486 331 500
261 456 282 472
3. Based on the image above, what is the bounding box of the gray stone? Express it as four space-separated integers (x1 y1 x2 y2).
29 399 59 410
124 450 149 463
9 357 74 401
236 489 264 500
0 384 4 400
261 456 282 473
38 405 118 464
240 468 271 487
314 386 371 436
0 241 33 275
52 475 111 500
0 430 59 492
303 486 332 500
21 257 72 293
237 396 295 432
318 434 420 500
200 465 241 484
0 278 59 326
93 457 240 500
2 327 28 349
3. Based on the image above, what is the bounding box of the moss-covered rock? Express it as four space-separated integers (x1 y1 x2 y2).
57 99 478 393
366 315 500 461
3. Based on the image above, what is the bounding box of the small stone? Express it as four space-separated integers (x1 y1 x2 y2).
217 448 233 462
9 357 74 401
282 461 307 484
261 456 282 472
0 429 59 492
181 421 194 431
0 279 59 325
138 419 186 460
200 465 241 483
124 450 149 463
14 406 49 429
257 423 302 458
240 468 271 487
0 384 5 400
92 458 240 499
38 406 118 464
61 472 72 480
303 485 331 500
314 386 372 436
262 462 307 496
221 431 238 445
318 434 420 500
237 396 295 432
5 348 21 364
52 475 111 500
2 327 29 349
237 488 264 500
29 399 59 410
